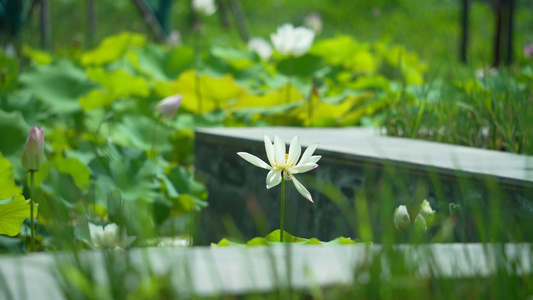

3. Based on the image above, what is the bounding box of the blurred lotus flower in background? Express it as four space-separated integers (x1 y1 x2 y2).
475 66 498 80
303 12 323 34
191 0 217 16
419 199 435 225
84 222 136 250
238 135 321 202
166 30 182 46
157 94 182 120
394 205 411 230
270 24 315 57
247 37 273 60
3 43 16 57
524 44 533 58
21 126 45 172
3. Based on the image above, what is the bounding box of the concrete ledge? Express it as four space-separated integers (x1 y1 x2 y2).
0 244 531 299
196 127 533 187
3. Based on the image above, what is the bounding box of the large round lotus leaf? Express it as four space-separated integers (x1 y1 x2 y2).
85 67 150 98
129 44 194 80
0 195 35 237
80 32 146 66
276 54 323 77
113 114 173 152
19 60 95 114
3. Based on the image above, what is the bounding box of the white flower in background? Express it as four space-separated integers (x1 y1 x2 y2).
166 30 182 46
419 199 435 225
394 205 410 230
303 12 323 34
191 0 217 16
84 223 136 250
475 66 498 80
247 37 273 60
3 43 16 58
270 24 315 58
237 135 321 202
157 94 182 120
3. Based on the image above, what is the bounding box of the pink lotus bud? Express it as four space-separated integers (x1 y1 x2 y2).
156 94 182 120
21 126 45 172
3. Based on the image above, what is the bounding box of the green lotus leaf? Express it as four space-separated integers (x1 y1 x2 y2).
80 32 146 66
276 55 324 77
129 44 194 80
155 70 244 114
211 238 245 247
0 51 19 94
79 89 115 111
19 60 95 114
113 114 173 152
211 46 256 70
85 67 150 98
90 156 160 203
0 195 36 237
0 152 22 200
22 45 53 65
304 238 323 245
0 109 31 181
246 237 269 247
34 158 91 191
265 230 307 243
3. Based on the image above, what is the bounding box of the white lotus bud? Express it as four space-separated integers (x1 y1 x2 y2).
394 205 410 231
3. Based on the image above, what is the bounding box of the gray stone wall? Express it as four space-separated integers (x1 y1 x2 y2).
195 128 533 244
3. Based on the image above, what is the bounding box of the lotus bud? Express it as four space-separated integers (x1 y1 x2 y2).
414 213 428 233
21 126 45 172
157 94 182 120
394 205 410 231
419 199 435 225
303 12 323 34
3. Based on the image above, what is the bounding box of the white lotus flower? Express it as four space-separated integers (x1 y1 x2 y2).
237 135 321 202
191 0 217 16
270 24 315 58
84 223 136 250
394 205 410 230
248 37 273 60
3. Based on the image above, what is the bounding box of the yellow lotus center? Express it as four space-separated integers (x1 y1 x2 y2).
285 154 295 167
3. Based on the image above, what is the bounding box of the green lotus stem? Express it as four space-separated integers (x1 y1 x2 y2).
30 170 35 252
195 71 203 114
150 118 160 161
284 58 293 104
194 27 204 114
280 174 285 243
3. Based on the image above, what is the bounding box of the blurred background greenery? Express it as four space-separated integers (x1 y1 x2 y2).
10 0 533 72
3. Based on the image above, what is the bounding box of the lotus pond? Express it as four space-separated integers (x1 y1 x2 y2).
1 0 533 298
